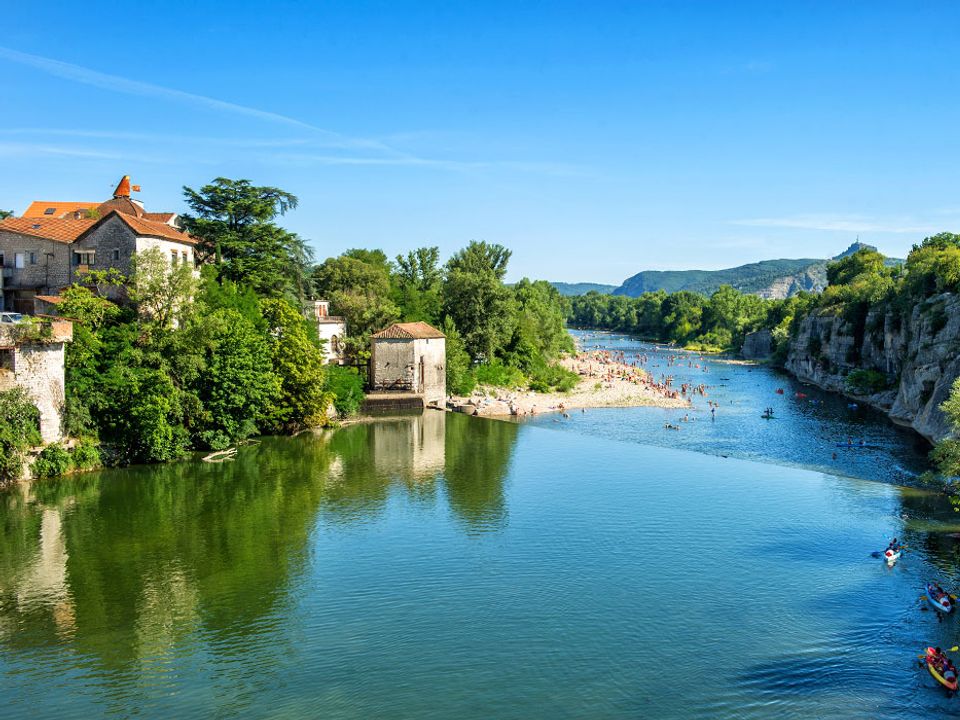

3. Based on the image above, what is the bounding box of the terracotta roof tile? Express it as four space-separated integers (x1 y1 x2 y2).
0 216 95 243
34 295 64 304
97 197 144 218
142 212 176 224
112 212 197 245
23 201 97 219
371 321 445 340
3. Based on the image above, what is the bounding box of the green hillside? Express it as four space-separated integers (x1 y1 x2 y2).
611 242 903 299
550 282 618 296
614 258 823 296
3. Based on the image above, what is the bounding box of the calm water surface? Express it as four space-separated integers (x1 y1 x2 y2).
521 330 932 484
2 412 960 719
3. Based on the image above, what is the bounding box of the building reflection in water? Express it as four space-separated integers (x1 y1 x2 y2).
0 411 519 682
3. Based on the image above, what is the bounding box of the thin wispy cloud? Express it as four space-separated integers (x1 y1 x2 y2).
0 48 585 177
731 214 940 234
0 46 390 153
0 141 169 163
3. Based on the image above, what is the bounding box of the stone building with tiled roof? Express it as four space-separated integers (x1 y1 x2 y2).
0 176 197 313
370 321 446 406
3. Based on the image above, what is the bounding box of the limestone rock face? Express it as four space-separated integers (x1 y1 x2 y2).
741 329 773 360
783 293 960 443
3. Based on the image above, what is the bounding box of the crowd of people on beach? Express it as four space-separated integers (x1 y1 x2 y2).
573 349 699 402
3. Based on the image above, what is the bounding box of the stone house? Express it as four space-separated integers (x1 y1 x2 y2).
0 320 73 443
305 300 347 364
0 176 197 313
370 322 446 406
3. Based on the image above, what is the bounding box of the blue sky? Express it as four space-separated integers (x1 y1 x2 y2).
2 1 958 284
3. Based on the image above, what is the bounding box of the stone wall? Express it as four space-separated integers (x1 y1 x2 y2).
0 231 72 306
0 321 72 443
784 292 960 443
371 338 416 392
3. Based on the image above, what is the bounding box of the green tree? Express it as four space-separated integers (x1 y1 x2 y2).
181 178 312 300
0 388 41 482
442 316 475 395
443 241 516 362
260 299 332 433
394 246 443 322
128 247 198 331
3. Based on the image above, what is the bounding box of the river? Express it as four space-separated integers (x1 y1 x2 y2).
1 362 959 717
520 329 933 485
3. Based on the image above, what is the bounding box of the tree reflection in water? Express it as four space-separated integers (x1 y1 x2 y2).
0 411 518 676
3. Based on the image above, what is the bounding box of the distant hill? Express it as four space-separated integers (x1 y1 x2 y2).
550 282 619 296
611 242 902 300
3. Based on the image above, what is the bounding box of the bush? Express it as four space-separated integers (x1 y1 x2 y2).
71 441 102 471
474 361 527 389
528 363 579 393
845 369 891 395
32 444 73 479
931 439 960 477
0 388 41 482
326 365 366 417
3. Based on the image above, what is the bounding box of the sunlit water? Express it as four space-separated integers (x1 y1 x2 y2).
520 330 932 484
2 412 960 719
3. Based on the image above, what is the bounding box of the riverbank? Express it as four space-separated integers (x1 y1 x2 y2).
448 350 690 417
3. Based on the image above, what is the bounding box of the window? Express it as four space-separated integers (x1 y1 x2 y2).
73 251 95 267
29 252 37 265
0 349 13 372
112 249 120 261
43 207 56 215
14 253 24 269
171 250 178 265
181 251 188 264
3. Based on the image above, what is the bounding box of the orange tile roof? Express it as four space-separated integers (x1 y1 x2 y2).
371 321 445 340
23 201 97 219
35 295 64 304
110 212 197 245
142 212 176 224
0 216 95 243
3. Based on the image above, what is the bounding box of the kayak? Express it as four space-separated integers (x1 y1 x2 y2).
927 584 953 613
884 548 901 565
926 647 959 691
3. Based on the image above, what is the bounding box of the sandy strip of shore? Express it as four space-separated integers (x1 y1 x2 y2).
449 351 690 418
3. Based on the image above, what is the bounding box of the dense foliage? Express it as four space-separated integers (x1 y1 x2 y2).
20 178 579 476
569 285 781 351
0 388 41 482
316 240 576 394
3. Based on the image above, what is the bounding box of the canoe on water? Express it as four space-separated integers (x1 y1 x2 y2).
884 548 901 565
926 647 959 691
927 584 953 613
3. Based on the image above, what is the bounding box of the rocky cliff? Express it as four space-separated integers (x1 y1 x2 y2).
783 292 960 443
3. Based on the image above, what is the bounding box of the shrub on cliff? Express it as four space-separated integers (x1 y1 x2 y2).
32 444 72 479
845 369 892 395
0 388 41 482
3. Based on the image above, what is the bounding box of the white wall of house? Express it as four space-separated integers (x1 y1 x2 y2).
134 236 196 270
414 337 446 406
316 320 347 364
